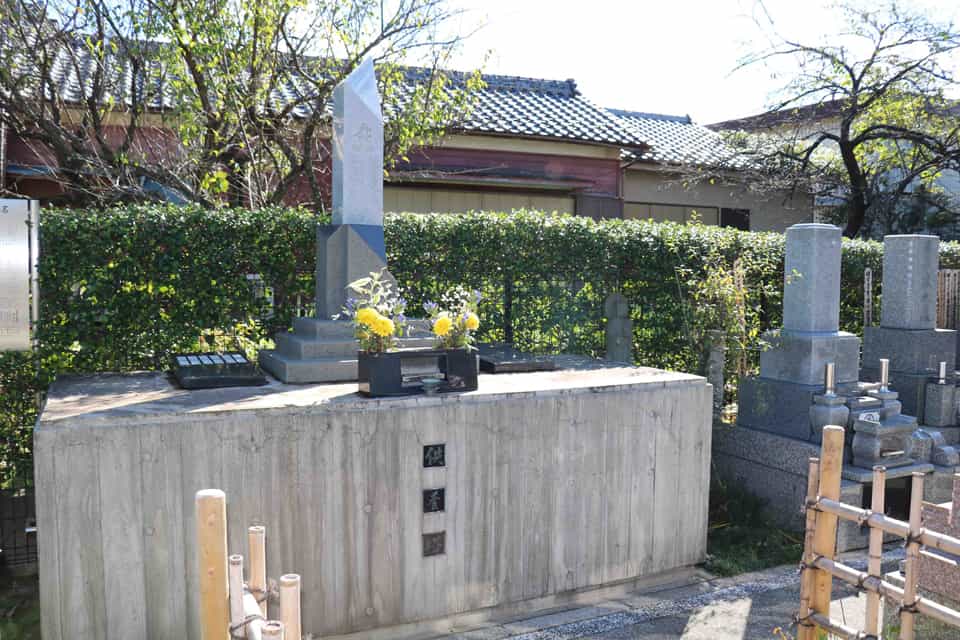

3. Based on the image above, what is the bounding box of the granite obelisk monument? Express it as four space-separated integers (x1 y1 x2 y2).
260 59 429 383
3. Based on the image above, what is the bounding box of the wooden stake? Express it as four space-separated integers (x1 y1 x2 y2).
279 574 301 640
865 466 886 636
261 621 284 639
811 426 845 632
901 472 924 640
196 489 230 640
798 457 820 640
229 555 245 637
249 526 267 617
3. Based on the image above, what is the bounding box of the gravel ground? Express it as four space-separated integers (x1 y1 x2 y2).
447 548 905 640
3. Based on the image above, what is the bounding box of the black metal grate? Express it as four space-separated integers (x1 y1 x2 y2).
0 487 37 570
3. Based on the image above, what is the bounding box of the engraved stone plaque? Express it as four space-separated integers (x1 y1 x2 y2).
422 531 445 557
0 200 34 351
423 444 445 468
422 488 445 513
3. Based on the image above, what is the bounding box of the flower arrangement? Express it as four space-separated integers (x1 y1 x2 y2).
340 270 407 353
424 287 482 350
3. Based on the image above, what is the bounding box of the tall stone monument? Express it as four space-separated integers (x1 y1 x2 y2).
862 235 957 421
737 223 861 440
260 59 430 383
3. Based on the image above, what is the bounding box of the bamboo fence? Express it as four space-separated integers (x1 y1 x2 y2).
798 426 960 640
196 490 303 640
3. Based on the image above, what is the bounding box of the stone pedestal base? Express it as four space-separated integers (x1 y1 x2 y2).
759 330 861 385
863 326 956 373
714 425 955 552
259 318 434 383
737 377 862 440
862 368 929 418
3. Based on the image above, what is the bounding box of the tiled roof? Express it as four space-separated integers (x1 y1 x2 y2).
27 40 650 149
707 100 847 132
399 68 649 148
609 109 734 167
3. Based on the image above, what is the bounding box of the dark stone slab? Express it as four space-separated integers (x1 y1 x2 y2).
477 343 557 373
862 326 956 374
862 368 929 419
736 376 861 441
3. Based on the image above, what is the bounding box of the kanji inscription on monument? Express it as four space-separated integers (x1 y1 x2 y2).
0 200 34 351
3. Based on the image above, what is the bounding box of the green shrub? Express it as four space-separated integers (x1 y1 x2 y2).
3 206 960 486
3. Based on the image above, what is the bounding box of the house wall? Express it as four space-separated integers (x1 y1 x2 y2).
384 185 574 214
623 166 814 232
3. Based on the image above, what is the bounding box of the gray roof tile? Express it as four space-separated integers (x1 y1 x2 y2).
609 108 734 167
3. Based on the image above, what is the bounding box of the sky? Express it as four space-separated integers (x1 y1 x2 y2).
443 0 960 125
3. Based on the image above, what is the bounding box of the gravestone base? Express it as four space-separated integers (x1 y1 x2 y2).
737 377 867 441
861 368 929 419
759 331 861 385
259 318 434 384
714 425 956 551
862 327 956 373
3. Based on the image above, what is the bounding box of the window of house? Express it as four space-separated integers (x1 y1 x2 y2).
720 208 750 230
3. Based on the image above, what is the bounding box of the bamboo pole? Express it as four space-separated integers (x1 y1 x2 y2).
229 555 245 638
249 526 267 617
809 612 872 639
812 555 960 628
196 489 230 640
261 621 284 639
811 426 845 629
814 498 960 557
865 466 886 636
279 574 301 640
901 472 924 640
798 457 820 640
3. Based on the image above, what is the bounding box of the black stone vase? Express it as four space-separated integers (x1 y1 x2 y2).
357 348 479 397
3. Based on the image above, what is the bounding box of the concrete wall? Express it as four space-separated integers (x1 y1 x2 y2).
623 167 814 232
35 368 711 639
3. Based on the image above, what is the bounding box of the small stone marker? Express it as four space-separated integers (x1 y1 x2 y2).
604 292 632 363
880 235 939 330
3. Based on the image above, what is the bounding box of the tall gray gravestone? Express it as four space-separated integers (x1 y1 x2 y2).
259 59 430 383
737 223 862 439
862 235 957 422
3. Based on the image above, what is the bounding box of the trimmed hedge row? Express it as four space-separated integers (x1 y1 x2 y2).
3 205 959 486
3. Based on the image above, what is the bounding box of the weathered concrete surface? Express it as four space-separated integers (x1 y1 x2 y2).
35 365 712 640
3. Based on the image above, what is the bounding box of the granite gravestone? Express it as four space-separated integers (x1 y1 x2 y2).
318 57 395 320
737 224 862 439
259 60 431 383
862 235 957 421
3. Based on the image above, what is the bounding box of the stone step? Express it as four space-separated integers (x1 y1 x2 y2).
276 332 358 359
258 350 358 384
277 331 437 360
292 317 355 339
292 316 434 339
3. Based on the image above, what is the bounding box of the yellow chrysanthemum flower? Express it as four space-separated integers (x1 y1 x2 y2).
371 315 395 337
433 315 452 337
356 307 378 326
465 312 480 331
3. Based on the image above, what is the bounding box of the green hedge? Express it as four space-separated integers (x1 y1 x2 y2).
3 205 960 486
